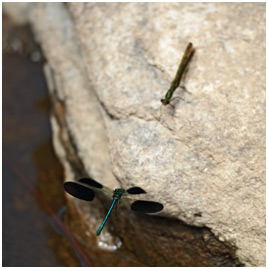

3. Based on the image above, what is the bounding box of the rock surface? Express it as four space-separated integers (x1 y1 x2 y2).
4 2 265 266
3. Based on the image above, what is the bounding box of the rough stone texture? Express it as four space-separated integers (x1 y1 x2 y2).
4 2 265 266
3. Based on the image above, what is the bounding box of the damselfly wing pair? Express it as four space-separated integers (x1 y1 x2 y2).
64 178 163 236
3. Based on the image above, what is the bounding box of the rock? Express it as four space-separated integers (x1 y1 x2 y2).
4 2 265 266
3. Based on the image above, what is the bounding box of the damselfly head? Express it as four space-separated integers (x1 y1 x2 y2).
114 188 126 196
161 98 169 105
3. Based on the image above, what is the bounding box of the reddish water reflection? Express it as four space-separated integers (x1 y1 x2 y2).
2 16 87 266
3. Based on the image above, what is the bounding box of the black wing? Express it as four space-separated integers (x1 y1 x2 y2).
64 181 95 201
121 196 163 214
79 177 103 189
126 187 146 195
131 200 163 213
78 177 114 197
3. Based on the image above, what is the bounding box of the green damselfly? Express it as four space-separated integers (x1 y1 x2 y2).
64 178 163 236
161 42 195 106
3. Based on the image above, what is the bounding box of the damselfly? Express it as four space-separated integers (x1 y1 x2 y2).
161 42 195 106
64 178 164 236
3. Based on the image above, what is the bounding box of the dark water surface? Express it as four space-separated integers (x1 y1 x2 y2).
2 17 83 266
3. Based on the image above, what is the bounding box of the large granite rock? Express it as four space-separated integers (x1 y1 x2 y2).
4 2 265 266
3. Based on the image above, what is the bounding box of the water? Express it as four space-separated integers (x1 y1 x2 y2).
2 15 83 266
